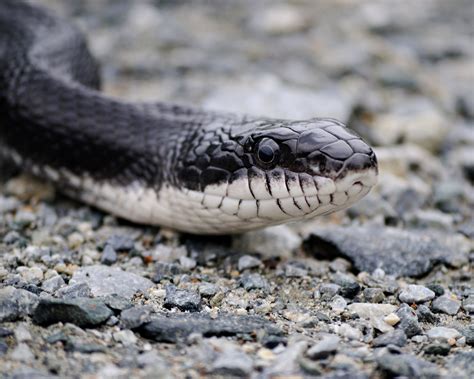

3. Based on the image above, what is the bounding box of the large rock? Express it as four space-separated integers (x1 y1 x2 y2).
137 313 282 343
70 265 153 299
303 226 468 277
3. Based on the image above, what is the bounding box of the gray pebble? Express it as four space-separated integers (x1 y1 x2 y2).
377 353 438 378
70 265 153 299
0 286 39 322
431 294 461 315
137 313 282 343
41 275 65 293
423 342 451 356
10 342 35 362
363 288 385 303
100 244 118 265
237 255 262 271
395 304 422 337
211 349 253 377
426 283 445 297
153 262 183 282
416 304 438 323
164 285 201 312
306 335 340 359
426 326 461 342
57 282 92 299
240 272 269 292
372 330 407 347
462 295 474 313
33 297 113 327
399 284 435 304
284 262 308 278
319 283 341 301
461 325 474 346
120 306 152 329
331 272 360 299
179 256 197 270
3 231 22 245
106 234 134 251
199 282 219 297
100 294 132 311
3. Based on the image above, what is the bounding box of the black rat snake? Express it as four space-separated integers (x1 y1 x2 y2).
0 1 378 234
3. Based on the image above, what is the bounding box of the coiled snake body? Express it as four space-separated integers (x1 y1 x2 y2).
0 1 378 234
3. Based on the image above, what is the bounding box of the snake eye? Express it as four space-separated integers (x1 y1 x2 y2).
257 139 280 165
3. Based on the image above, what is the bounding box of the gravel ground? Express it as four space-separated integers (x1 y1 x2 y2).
1 0 473 378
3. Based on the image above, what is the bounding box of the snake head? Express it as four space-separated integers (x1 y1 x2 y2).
175 117 377 233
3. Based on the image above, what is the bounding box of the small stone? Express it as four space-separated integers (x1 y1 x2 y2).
211 349 253 377
33 297 113 327
41 275 65 293
307 335 340 359
240 273 269 292
179 256 196 270
100 244 118 265
14 323 32 342
330 295 347 314
462 295 474 313
331 272 360 299
121 306 152 329
329 258 352 273
373 330 407 347
412 307 436 327
426 283 445 297
284 263 308 278
237 255 262 271
427 326 461 342
334 323 362 341
57 282 92 299
17 266 43 285
384 313 400 326
319 283 340 301
461 325 474 346
153 262 183 282
395 304 422 337
431 294 461 315
164 285 201 312
348 303 398 333
137 350 166 368
101 295 132 312
399 284 435 304
10 343 34 362
424 342 451 355
198 282 219 297
0 286 39 322
232 225 301 258
70 265 153 300
113 330 138 345
377 353 438 378
106 235 134 251
363 288 385 303
347 303 398 319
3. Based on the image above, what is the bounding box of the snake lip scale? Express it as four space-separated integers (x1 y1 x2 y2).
0 1 378 235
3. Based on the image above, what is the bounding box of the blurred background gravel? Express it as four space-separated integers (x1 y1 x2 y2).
0 1 473 378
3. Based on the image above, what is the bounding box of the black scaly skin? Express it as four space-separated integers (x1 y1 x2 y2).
0 1 377 224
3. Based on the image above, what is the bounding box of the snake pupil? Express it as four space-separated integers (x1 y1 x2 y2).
257 139 279 164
